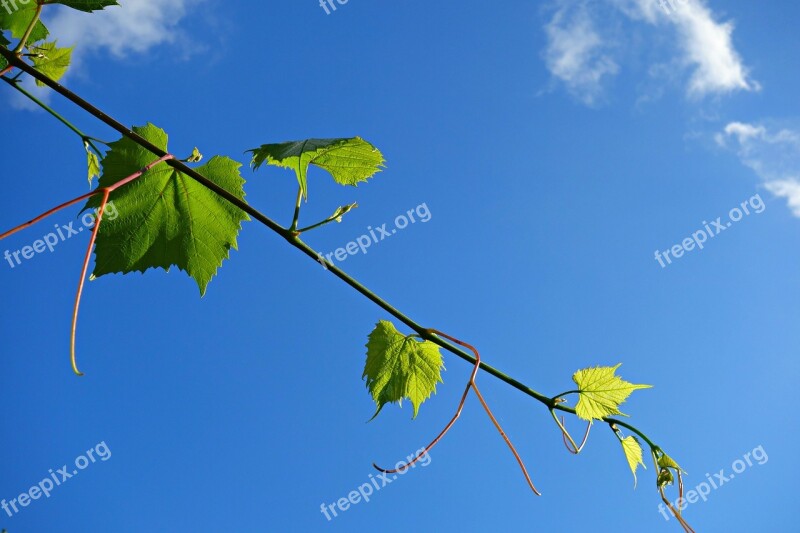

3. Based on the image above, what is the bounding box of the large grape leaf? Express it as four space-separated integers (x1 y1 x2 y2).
248 137 385 200
572 364 651 421
363 320 444 419
44 0 119 12
84 124 249 295
31 41 73 85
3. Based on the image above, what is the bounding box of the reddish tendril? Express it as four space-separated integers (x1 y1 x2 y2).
556 415 592 455
373 329 541 496
660 478 695 533
0 154 174 375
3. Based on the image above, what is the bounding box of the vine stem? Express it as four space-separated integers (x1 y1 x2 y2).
0 45 661 452
295 205 354 234
290 186 303 232
0 75 104 157
12 2 43 54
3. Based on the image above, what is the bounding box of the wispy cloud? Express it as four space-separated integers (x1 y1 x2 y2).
666 1 757 97
542 0 757 105
717 122 800 217
542 2 619 106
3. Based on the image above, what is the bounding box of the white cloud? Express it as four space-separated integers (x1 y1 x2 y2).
719 121 800 217
765 180 800 217
7 0 201 109
542 0 757 104
668 1 757 97
543 2 619 106
46 0 199 59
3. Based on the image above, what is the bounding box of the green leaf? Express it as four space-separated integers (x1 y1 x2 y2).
84 123 249 295
572 364 652 421
658 467 674 488
248 137 385 200
363 320 444 419
620 435 645 488
0 5 49 43
45 0 119 13
31 41 73 85
658 453 683 472
657 451 685 487
86 149 100 185
1 31 10 48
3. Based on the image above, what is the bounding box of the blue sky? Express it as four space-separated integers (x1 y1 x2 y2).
1 0 797 531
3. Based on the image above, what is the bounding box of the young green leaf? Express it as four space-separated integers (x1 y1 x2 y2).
31 41 73 85
248 137 385 200
86 149 100 185
0 6 49 43
658 467 674 487
84 123 249 295
186 147 203 163
620 435 645 487
45 0 119 12
658 453 683 472
363 320 444 419
572 364 652 421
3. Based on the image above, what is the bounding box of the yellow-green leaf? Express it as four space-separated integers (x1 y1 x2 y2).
658 452 683 472
87 150 100 185
31 41 73 85
572 364 652 421
620 435 645 488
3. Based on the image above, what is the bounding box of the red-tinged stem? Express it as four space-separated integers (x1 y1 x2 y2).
374 329 540 496
552 411 592 455
373 379 472 474
659 485 696 533
107 154 173 192
69 154 173 375
373 329 480 474
0 65 12 77
0 153 174 375
70 188 109 376
0 192 97 241
0 154 173 244
472 382 541 495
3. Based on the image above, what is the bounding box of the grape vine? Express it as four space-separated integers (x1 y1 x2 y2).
0 3 694 531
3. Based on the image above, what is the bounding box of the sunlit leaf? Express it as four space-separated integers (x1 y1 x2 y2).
363 320 444 419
